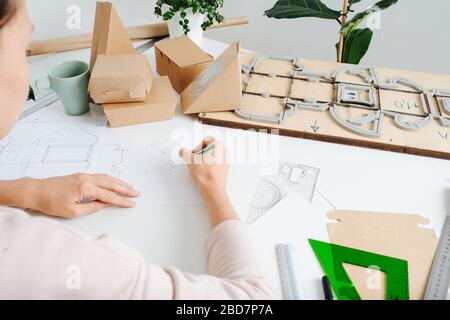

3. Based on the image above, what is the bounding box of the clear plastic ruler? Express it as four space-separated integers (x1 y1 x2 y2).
19 93 59 120
275 244 304 300
278 162 320 203
248 178 287 224
424 215 450 300
247 162 320 224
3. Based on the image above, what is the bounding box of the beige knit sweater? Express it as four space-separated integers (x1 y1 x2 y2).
0 206 271 300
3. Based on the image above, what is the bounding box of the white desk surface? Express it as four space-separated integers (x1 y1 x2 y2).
27 38 450 300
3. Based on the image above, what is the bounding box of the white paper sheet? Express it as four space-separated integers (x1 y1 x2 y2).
2 103 202 206
0 117 107 180
250 194 334 300
90 134 203 206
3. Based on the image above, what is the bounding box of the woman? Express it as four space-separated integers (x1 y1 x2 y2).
0 0 271 299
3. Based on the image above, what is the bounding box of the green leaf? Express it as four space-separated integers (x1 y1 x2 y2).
341 0 398 37
265 0 341 20
28 86 35 101
342 28 373 64
335 41 340 61
349 0 363 6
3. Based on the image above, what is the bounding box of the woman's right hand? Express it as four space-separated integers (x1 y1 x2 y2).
179 137 239 227
179 137 229 198
19 174 139 219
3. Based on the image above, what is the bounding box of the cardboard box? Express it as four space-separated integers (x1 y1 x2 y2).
90 2 136 72
103 76 177 128
89 54 153 104
155 36 214 93
180 42 242 114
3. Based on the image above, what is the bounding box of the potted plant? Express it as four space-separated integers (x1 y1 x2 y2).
155 0 225 46
265 0 398 64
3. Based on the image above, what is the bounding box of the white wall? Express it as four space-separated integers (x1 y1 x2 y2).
28 0 450 74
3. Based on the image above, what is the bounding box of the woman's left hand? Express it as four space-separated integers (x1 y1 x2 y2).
20 174 139 219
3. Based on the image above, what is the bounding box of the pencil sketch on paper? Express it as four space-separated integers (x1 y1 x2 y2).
89 135 203 206
0 120 107 180
247 162 320 224
150 139 179 155
144 138 203 205
90 144 125 177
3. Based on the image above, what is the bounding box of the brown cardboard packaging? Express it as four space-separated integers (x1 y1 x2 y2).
89 54 153 104
180 42 242 114
103 76 177 128
90 2 135 72
155 36 214 93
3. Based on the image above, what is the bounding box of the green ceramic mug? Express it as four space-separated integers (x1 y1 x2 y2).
35 61 90 116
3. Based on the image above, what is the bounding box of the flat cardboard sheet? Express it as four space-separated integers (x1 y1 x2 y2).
155 36 214 93
103 76 177 128
89 54 153 104
380 89 425 116
200 53 450 160
181 42 242 114
327 210 444 300
244 74 292 98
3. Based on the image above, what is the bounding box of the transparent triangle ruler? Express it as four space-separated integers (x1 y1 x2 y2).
424 215 450 300
309 239 409 300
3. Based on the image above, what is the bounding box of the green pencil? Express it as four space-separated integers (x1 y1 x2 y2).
195 144 216 155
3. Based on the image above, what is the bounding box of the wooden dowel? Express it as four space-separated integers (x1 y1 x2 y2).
27 16 250 57
337 0 349 63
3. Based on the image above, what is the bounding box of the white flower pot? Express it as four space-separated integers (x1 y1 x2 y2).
166 8 205 47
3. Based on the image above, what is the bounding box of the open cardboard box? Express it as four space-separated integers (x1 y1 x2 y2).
89 54 153 104
103 76 177 128
155 36 214 93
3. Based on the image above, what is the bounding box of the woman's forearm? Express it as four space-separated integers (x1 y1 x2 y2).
180 138 240 228
0 178 34 209
0 174 138 219
202 187 240 228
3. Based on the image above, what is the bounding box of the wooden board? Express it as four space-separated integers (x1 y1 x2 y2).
200 53 450 160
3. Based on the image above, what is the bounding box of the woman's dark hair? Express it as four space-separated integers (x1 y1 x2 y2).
0 0 16 29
